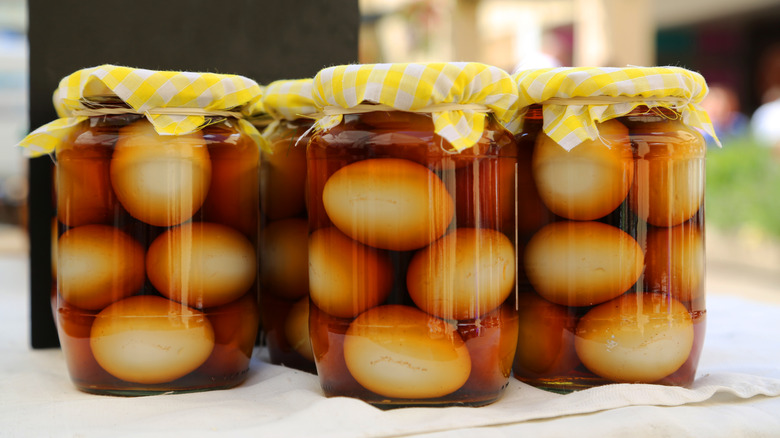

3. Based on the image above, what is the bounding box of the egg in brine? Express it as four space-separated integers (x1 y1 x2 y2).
575 293 694 383
322 158 454 251
532 119 633 221
524 221 644 307
407 227 516 320
344 305 472 399
58 225 145 310
146 222 257 308
308 227 393 318
110 120 212 227
90 295 215 384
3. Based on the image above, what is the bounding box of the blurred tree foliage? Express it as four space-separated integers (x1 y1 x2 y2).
706 137 780 239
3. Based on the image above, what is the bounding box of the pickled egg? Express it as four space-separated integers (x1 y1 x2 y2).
57 303 114 384
260 134 307 220
284 297 314 362
56 135 119 227
458 302 519 393
407 228 516 320
322 158 454 251
644 224 705 306
110 120 212 227
343 305 471 399
629 119 705 227
513 293 580 378
524 221 644 307
90 295 215 384
575 293 694 383
533 119 633 221
58 225 145 310
309 301 364 394
197 292 260 377
339 111 496 169
260 218 309 301
308 227 393 318
146 222 257 308
453 158 516 232
201 131 260 238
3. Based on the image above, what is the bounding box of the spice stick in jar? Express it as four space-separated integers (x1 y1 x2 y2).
18 65 264 395
307 62 521 407
510 66 718 391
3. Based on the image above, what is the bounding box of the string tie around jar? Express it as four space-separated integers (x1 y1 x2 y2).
294 103 493 150
70 107 245 119
539 96 691 109
316 103 492 118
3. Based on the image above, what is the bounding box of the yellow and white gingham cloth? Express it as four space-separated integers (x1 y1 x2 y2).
261 79 316 121
17 64 266 156
510 66 721 150
311 62 519 152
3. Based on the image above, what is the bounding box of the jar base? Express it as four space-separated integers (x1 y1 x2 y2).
514 373 697 394
325 390 507 409
69 369 250 396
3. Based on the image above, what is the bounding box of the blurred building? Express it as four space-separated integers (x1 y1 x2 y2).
360 0 780 114
0 0 28 226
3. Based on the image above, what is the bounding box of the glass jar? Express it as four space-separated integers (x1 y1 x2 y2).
55 110 261 395
259 117 316 373
307 110 520 407
512 105 706 391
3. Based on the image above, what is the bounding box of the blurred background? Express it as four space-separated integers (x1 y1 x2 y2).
1 0 779 298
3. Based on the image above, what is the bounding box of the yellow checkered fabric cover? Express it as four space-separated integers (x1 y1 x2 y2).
261 79 316 121
510 66 720 150
18 64 265 156
311 63 519 151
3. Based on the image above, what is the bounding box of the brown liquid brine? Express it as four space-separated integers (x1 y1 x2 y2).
513 106 706 391
55 113 260 395
307 111 520 407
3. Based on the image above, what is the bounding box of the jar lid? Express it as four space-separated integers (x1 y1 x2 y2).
261 79 317 121
311 62 519 151
18 64 266 156
510 66 720 150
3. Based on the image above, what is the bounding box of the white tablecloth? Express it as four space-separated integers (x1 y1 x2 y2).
1 254 779 438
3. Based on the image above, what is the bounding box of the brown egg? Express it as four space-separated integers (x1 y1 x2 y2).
644 224 705 306
56 136 119 227
284 297 314 362
57 303 114 384
407 227 516 320
51 218 58 279
575 293 694 383
512 293 580 379
524 221 644 307
58 225 145 310
197 292 260 377
260 218 309 300
90 295 215 384
458 302 519 394
515 118 555 239
322 158 454 251
629 119 705 226
309 301 364 394
201 130 259 238
533 119 633 220
344 305 472 399
146 222 257 308
308 227 393 318
110 120 212 227
260 134 308 220
348 111 497 169
453 157 516 232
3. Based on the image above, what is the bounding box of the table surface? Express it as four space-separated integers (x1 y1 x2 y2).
2 252 779 438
